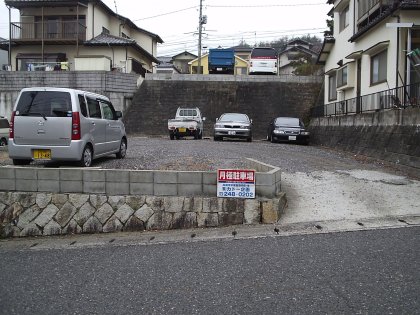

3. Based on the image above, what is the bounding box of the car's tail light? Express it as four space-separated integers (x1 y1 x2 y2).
9 111 15 139
71 112 81 140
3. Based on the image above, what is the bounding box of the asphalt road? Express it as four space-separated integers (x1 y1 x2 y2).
0 226 419 315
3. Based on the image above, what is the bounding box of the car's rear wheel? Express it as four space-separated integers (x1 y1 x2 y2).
0 138 7 146
13 159 31 166
116 138 127 159
247 137 252 142
79 145 93 167
169 133 175 140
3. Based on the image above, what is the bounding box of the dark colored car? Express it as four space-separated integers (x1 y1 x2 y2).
267 117 309 145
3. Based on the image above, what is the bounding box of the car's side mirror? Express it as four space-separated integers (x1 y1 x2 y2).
250 119 253 124
202 117 206 121
115 111 122 119
216 118 219 122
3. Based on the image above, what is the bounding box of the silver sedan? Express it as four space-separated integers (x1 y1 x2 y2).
213 113 252 142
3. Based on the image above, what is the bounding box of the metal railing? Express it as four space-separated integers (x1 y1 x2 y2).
311 82 420 117
10 21 86 41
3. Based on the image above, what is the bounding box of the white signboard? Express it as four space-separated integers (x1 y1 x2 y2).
217 169 256 199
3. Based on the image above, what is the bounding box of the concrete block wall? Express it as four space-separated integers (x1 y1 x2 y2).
0 192 287 238
0 71 139 118
0 160 281 198
309 108 420 175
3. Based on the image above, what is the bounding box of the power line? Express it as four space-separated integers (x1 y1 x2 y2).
207 3 326 8
132 6 198 21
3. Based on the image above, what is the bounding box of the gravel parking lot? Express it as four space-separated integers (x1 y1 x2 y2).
0 136 399 173
2 136 420 226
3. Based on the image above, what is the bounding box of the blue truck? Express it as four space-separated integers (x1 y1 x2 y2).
208 48 235 74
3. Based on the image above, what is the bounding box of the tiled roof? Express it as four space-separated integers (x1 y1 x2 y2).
84 33 135 45
84 33 159 64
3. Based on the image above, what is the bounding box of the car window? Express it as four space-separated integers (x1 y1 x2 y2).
0 119 9 128
86 97 102 118
78 95 88 117
101 102 116 120
179 109 197 116
220 113 249 122
275 118 300 127
16 91 72 117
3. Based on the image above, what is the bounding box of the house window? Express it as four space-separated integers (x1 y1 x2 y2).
371 50 387 85
337 66 348 87
102 27 110 35
339 5 349 32
328 73 337 101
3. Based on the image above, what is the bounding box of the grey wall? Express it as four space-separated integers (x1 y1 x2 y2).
124 78 323 138
309 108 420 176
0 71 139 119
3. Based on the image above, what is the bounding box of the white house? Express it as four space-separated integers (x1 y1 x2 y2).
0 0 163 75
318 0 420 114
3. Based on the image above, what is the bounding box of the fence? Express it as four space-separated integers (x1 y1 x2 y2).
311 82 420 117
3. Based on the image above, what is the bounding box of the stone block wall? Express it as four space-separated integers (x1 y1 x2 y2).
124 79 322 138
0 192 287 238
309 108 420 175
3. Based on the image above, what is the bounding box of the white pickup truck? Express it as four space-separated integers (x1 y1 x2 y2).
168 107 206 140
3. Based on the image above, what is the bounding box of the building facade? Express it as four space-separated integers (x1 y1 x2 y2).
1 0 163 75
318 0 420 113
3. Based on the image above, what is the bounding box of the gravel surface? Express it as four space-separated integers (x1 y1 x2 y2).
0 136 408 175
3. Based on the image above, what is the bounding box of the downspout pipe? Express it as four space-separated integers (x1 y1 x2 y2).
7 5 11 69
392 14 400 89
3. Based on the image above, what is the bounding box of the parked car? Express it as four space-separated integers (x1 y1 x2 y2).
214 113 252 142
267 117 309 145
8 87 127 167
168 107 206 140
0 117 9 146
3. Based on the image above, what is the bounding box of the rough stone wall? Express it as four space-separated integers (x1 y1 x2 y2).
0 192 287 238
309 108 420 174
0 71 139 118
123 80 322 138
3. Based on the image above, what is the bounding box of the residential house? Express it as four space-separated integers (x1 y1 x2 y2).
0 38 8 69
318 0 420 114
0 0 163 75
156 56 180 74
189 53 248 75
172 51 197 74
232 46 252 63
278 39 320 75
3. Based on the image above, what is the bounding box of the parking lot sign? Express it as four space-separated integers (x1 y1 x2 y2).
217 169 255 199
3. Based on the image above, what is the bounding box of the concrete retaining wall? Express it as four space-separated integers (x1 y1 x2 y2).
146 73 323 83
0 192 287 238
0 71 139 118
0 159 284 238
309 108 420 174
124 79 322 138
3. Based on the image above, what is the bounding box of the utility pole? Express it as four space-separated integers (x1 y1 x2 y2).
197 0 203 74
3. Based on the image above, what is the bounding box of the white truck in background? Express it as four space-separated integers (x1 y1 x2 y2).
168 107 206 140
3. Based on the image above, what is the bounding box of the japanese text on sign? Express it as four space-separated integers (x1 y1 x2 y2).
217 169 255 199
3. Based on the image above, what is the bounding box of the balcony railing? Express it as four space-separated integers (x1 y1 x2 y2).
10 21 86 41
311 82 420 117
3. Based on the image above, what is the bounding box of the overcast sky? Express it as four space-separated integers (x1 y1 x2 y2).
0 0 332 56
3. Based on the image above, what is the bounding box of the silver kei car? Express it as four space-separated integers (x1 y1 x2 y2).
8 87 127 167
213 113 252 142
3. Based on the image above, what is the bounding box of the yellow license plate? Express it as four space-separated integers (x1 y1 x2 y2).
178 127 186 133
33 149 51 160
